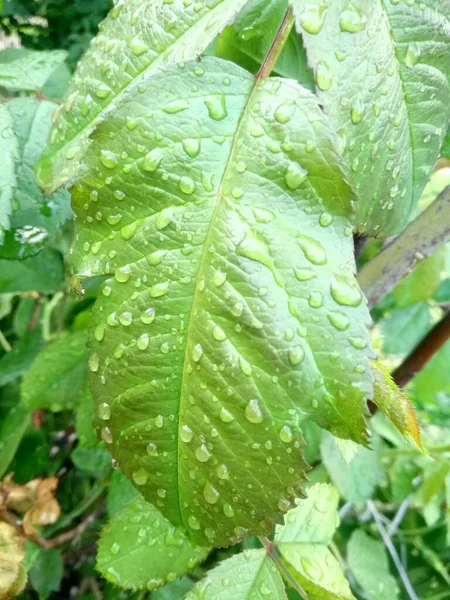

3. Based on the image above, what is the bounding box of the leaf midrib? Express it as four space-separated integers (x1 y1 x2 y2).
176 71 262 530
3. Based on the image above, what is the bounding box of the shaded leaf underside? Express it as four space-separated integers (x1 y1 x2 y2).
294 0 450 236
71 57 373 546
35 0 251 194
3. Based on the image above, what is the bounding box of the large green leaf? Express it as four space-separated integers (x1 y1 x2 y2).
0 103 17 244
0 403 30 479
0 48 68 92
275 483 354 600
0 248 64 293
214 0 313 87
186 548 287 600
347 530 399 600
70 57 373 545
35 0 252 194
21 330 88 412
292 0 450 236
97 497 209 591
0 99 72 259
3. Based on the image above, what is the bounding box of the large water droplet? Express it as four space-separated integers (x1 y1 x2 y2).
195 444 212 462
327 310 350 331
340 4 367 32
142 150 161 173
297 234 327 265
128 35 149 56
274 102 295 124
141 307 156 324
288 347 305 366
163 99 189 114
245 399 263 423
294 267 316 281
219 406 234 423
203 482 220 504
330 275 362 307
182 138 201 158
223 503 234 518
299 3 327 34
239 356 252 377
315 61 332 91
279 425 293 443
100 150 118 169
149 281 169 298
180 424 193 443
213 270 227 287
178 176 196 195
204 94 227 120
132 468 149 485
115 265 131 283
137 333 149 351
284 162 308 190
192 343 203 362
213 325 227 342
405 42 421 67
351 98 364 124
188 515 200 530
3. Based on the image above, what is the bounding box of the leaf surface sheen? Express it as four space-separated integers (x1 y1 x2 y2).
71 57 373 546
35 0 252 194
292 0 450 236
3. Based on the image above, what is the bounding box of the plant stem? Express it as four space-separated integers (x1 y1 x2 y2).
392 312 450 387
257 6 294 79
259 536 309 599
380 442 450 457
0 329 11 352
358 185 450 309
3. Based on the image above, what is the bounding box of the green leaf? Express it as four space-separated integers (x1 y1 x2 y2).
75 385 98 449
29 548 64 600
442 124 450 158
96 497 209 591
0 48 68 92
0 99 72 260
186 548 287 600
71 445 112 477
392 251 445 308
0 402 30 478
214 0 314 86
153 577 195 600
412 340 450 398
35 0 253 194
0 248 64 294
0 331 45 387
275 483 354 600
22 330 88 412
320 431 384 505
292 0 450 236
381 302 430 356
0 103 18 243
107 469 139 518
371 360 422 449
347 530 399 600
72 57 373 545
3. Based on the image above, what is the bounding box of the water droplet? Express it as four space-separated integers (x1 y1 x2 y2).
132 468 149 485
405 42 420 67
142 150 161 173
294 267 316 281
297 234 327 265
137 333 149 351
182 138 201 158
315 61 332 91
180 424 194 443
299 3 327 34
327 311 350 331
350 336 367 349
288 347 305 366
284 162 308 190
110 542 120 555
219 407 234 423
121 220 140 240
203 482 220 504
149 281 169 298
260 582 271 596
279 425 293 443
213 325 227 341
213 270 227 286
147 443 158 457
163 99 189 114
308 291 323 308
141 307 156 324
239 356 252 377
188 515 200 530
340 4 367 33
330 275 362 307
192 343 203 362
204 94 227 120
89 353 99 372
118 311 132 326
95 83 111 99
351 98 364 124
94 324 105 341
223 503 234 518
217 464 229 480
274 102 295 124
245 399 263 423
98 402 111 420
253 207 275 223
115 265 131 283
178 176 196 195
319 212 333 227
100 150 119 169
195 444 212 462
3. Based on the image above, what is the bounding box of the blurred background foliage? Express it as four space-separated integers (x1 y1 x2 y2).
1 1 450 599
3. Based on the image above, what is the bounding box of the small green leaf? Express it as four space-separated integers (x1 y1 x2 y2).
275 483 354 600
371 360 422 449
72 57 373 545
29 548 64 600
412 340 450 399
0 249 64 294
321 431 384 505
0 99 72 260
0 103 18 243
392 251 445 308
153 577 195 600
292 0 450 236
0 331 45 387
381 303 430 356
0 48 68 92
107 469 139 518
22 330 88 412
71 445 112 477
186 548 287 600
36 0 252 194
97 498 209 591
0 402 30 479
347 530 399 600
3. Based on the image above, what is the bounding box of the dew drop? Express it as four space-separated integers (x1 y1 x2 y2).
115 265 131 283
188 515 200 530
274 102 295 124
315 61 332 91
132 468 149 485
308 291 323 308
110 542 120 555
213 270 227 287
204 94 227 120
239 356 252 377
180 424 194 443
141 307 156 325
284 162 308 190
245 399 263 424
195 444 212 462
100 150 119 169
299 3 327 34
297 234 327 265
192 343 203 362
163 99 189 114
203 482 220 504
279 425 293 443
327 310 350 331
405 42 420 67
288 347 305 367
330 275 362 307
178 176 196 195
223 503 234 518
182 138 201 158
98 402 111 420
351 98 364 124
213 325 227 341
294 267 316 281
219 407 234 423
147 443 158 457
89 353 99 372
128 35 149 56
142 150 161 173
149 281 169 298
94 324 105 341
137 333 149 351
217 464 229 480
340 4 367 33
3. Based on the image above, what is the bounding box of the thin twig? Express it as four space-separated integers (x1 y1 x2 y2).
392 312 450 388
256 6 294 79
259 536 308 599
368 501 420 600
387 498 412 538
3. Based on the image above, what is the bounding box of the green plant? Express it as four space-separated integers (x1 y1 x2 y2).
1 1 450 599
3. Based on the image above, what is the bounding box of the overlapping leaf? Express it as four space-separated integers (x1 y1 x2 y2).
69 56 373 546
292 0 450 235
0 48 67 92
0 99 71 259
0 103 17 243
35 0 252 194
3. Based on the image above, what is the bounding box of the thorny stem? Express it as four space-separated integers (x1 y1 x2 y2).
259 536 309 599
392 311 450 388
256 6 294 79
